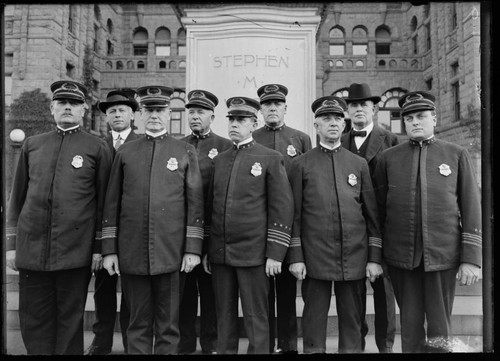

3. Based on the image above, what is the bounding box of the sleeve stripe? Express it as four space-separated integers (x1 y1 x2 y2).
6 227 16 237
462 232 482 247
290 237 301 247
267 238 290 247
186 226 204 239
369 237 382 248
267 230 291 245
95 231 103 240
102 226 117 239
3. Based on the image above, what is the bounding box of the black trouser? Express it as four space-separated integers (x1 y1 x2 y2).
360 276 396 352
301 277 365 354
389 264 458 353
121 271 183 354
178 264 217 354
268 266 298 352
211 263 270 354
92 268 130 352
18 267 91 355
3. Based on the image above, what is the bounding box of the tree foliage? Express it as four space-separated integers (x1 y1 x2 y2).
9 88 54 137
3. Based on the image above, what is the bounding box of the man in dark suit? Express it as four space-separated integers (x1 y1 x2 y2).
252 83 311 354
85 90 140 355
6 80 112 354
178 90 232 354
102 86 204 354
340 83 398 353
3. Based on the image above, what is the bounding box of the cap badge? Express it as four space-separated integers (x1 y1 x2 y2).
147 87 161 95
264 85 279 93
251 162 262 177
208 148 218 159
61 82 78 91
323 100 339 107
287 145 297 157
230 98 245 106
404 93 424 106
438 164 451 176
166 157 178 171
348 173 357 186
71 155 83 169
191 91 206 99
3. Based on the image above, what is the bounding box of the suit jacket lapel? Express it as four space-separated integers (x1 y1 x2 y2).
365 126 386 163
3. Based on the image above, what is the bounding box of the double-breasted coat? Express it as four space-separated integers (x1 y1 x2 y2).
101 134 204 275
6 127 112 270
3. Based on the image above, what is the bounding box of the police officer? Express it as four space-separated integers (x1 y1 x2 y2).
6 80 112 355
288 96 383 353
178 90 232 354
373 91 482 352
85 90 140 355
205 96 294 354
253 83 312 354
101 85 204 354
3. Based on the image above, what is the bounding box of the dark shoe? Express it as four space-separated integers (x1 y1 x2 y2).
84 343 112 356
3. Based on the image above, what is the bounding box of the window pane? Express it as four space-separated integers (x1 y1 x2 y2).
178 45 186 56
329 28 343 38
156 46 170 56
170 119 181 134
329 45 344 56
376 44 390 54
134 45 148 56
352 44 367 55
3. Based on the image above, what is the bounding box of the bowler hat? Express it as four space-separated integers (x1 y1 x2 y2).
186 90 219 111
226 97 260 118
98 90 139 113
257 84 288 104
50 80 88 103
311 96 347 118
344 83 381 104
398 91 436 116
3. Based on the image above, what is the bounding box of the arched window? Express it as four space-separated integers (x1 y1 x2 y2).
116 61 123 70
159 61 167 69
105 61 113 70
335 60 344 68
355 60 364 68
94 5 101 21
389 59 397 68
178 28 186 56
169 90 186 136
352 26 368 56
179 61 186 69
127 61 134 69
378 88 408 134
133 27 148 56
329 26 344 39
410 16 418 33
375 25 391 54
107 19 113 34
107 40 114 55
169 60 176 69
68 5 77 34
137 61 145 69
329 26 345 56
378 60 386 68
155 27 171 56
411 59 419 69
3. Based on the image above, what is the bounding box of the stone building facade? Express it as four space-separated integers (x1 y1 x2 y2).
3 2 483 191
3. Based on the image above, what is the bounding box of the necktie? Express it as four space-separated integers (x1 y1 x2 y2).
114 136 123 150
351 130 367 137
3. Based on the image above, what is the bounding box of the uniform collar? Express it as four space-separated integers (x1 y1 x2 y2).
409 136 436 147
112 128 132 141
190 130 212 140
319 141 342 153
145 129 168 140
264 123 286 131
233 137 256 150
56 125 81 135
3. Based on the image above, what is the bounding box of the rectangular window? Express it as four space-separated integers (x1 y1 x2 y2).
5 75 12 106
451 62 459 76
178 45 186 56
94 25 99 52
352 44 367 56
375 44 390 55
156 45 171 56
451 4 458 30
413 35 419 54
452 82 460 122
329 44 345 56
68 5 77 34
133 45 148 56
426 78 433 90
66 62 75 78
170 111 183 135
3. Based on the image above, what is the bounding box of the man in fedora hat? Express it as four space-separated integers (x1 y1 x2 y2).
205 96 293 354
101 85 204 354
373 91 481 352
253 83 312 354
340 83 398 353
6 80 112 354
85 89 141 355
288 95 383 353
178 89 232 354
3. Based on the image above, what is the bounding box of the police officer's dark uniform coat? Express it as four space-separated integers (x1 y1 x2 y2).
6 127 112 270
101 134 204 275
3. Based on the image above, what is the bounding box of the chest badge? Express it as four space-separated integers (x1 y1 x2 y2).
348 173 357 186
167 158 178 171
439 164 451 176
208 148 218 159
287 144 297 157
251 162 262 177
71 155 83 169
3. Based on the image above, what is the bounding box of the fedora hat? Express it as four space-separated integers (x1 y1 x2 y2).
98 90 139 113
344 83 381 104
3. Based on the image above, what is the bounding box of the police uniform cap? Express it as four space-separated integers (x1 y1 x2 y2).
98 90 139 113
186 90 219 111
398 91 436 116
50 80 88 103
136 85 174 107
226 97 261 118
257 83 288 104
311 96 347 118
